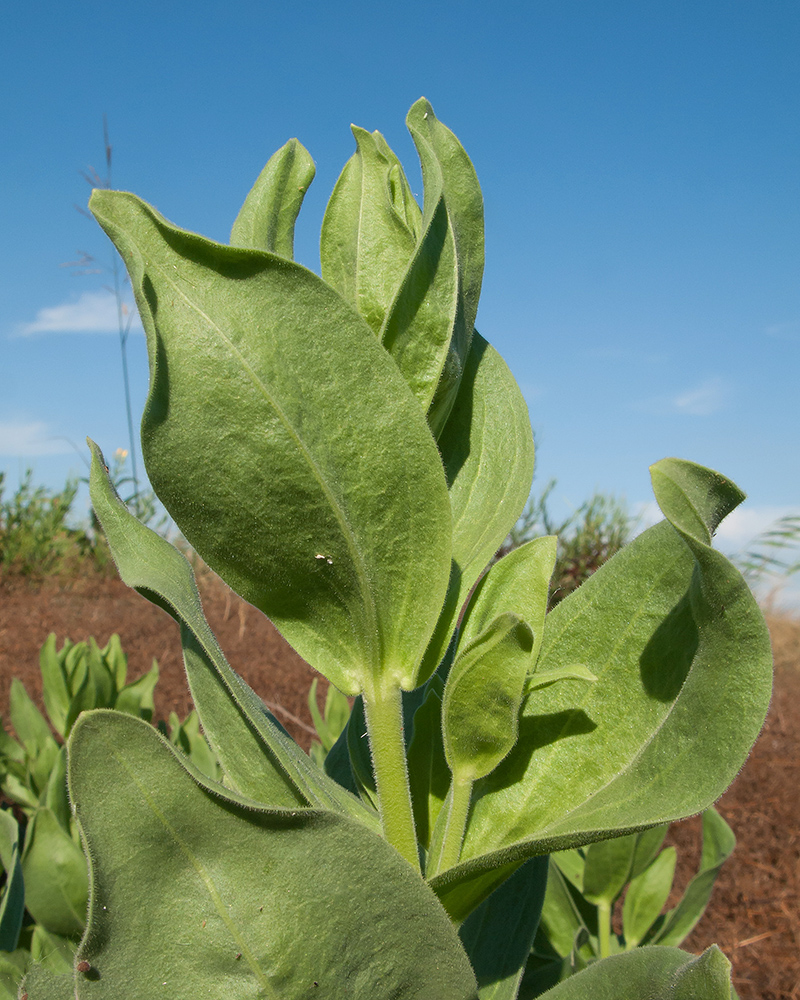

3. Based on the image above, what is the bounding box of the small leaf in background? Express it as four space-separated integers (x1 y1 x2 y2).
0 809 25 952
38 635 70 739
622 845 677 948
114 659 159 721
407 683 450 850
647 807 736 947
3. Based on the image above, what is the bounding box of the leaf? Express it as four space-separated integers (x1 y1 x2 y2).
649 807 735 947
320 128 419 334
9 680 59 796
63 711 479 1000
622 845 677 947
230 138 315 258
535 861 592 960
88 442 378 829
20 964 74 1000
407 685 450 849
406 98 484 435
90 189 452 696
0 809 25 952
101 634 128 691
38 635 70 739
430 460 771 921
113 659 159 721
581 833 641 906
443 615 534 782
21 808 88 937
460 537 557 667
524 665 597 695
534 945 732 1000
459 857 549 1000
420 333 535 682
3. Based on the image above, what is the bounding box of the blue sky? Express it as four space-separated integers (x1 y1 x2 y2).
3 1 799 593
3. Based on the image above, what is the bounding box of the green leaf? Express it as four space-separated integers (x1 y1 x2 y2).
85 638 115 707
29 926 76 974
534 945 733 1000
90 189 452 696
460 537 557 667
21 808 88 937
64 711 479 1000
581 833 640 906
320 128 419 334
535 861 592 960
0 949 30 1000
407 685 450 850
88 442 377 828
649 807 735 947
406 99 484 435
113 659 159 721
431 461 771 919
420 333 535 681
38 635 70 739
308 678 350 752
42 746 71 833
9 680 59 796
524 665 597 696
622 845 677 947
459 857 549 1000
443 614 534 783
230 138 315 258
0 809 25 952
101 633 128 690
19 964 74 1000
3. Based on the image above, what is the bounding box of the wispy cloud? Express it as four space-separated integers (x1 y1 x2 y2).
764 320 800 342
671 377 728 416
15 290 142 336
0 421 75 457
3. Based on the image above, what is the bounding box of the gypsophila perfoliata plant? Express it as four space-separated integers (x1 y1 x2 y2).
16 99 773 1000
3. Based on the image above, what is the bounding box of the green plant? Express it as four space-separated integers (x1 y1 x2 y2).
0 634 217 998
525 808 735 994
0 472 95 577
502 480 634 607
21 98 773 999
736 512 800 582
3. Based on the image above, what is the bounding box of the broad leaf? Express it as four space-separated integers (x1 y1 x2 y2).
60 711 479 1000
89 442 378 828
430 460 771 921
420 333 535 681
38 634 71 738
533 945 733 1000
230 138 315 258
90 190 452 696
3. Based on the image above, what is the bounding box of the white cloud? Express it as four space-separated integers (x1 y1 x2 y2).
16 290 143 336
764 320 800 342
0 421 75 457
671 377 728 416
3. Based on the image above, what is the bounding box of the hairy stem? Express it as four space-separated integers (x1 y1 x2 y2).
362 680 420 872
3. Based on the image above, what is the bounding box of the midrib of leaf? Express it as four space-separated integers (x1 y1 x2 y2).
102 734 279 999
491 546 690 843
157 265 382 678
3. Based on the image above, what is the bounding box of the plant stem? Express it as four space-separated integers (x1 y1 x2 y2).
597 900 612 959
362 680 420 873
431 776 472 876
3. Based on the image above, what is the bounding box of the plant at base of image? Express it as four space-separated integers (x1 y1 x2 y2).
5 99 772 999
